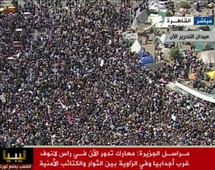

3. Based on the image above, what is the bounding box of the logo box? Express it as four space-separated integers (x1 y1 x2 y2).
0 148 33 164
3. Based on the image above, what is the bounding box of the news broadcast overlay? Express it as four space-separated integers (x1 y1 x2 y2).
165 31 215 42
0 148 33 169
1 148 215 169
164 17 194 26
164 17 214 26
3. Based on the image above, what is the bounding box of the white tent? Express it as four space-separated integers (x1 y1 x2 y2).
122 31 138 41
145 14 168 28
160 34 167 44
131 10 148 30
200 50 215 64
131 18 139 30
146 14 163 24
190 8 200 17
155 22 169 28
156 34 171 54
131 40 142 54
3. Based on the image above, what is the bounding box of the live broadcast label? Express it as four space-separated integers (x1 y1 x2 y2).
165 31 215 42
194 17 214 25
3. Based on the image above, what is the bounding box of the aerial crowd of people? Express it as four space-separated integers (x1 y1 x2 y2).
0 0 214 147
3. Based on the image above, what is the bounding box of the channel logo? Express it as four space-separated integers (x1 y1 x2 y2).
0 148 33 164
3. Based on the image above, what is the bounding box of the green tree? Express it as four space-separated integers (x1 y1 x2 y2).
166 11 172 17
170 47 181 60
199 26 210 31
180 1 190 8
11 0 18 8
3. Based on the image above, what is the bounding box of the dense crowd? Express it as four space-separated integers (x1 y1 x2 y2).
0 0 214 147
